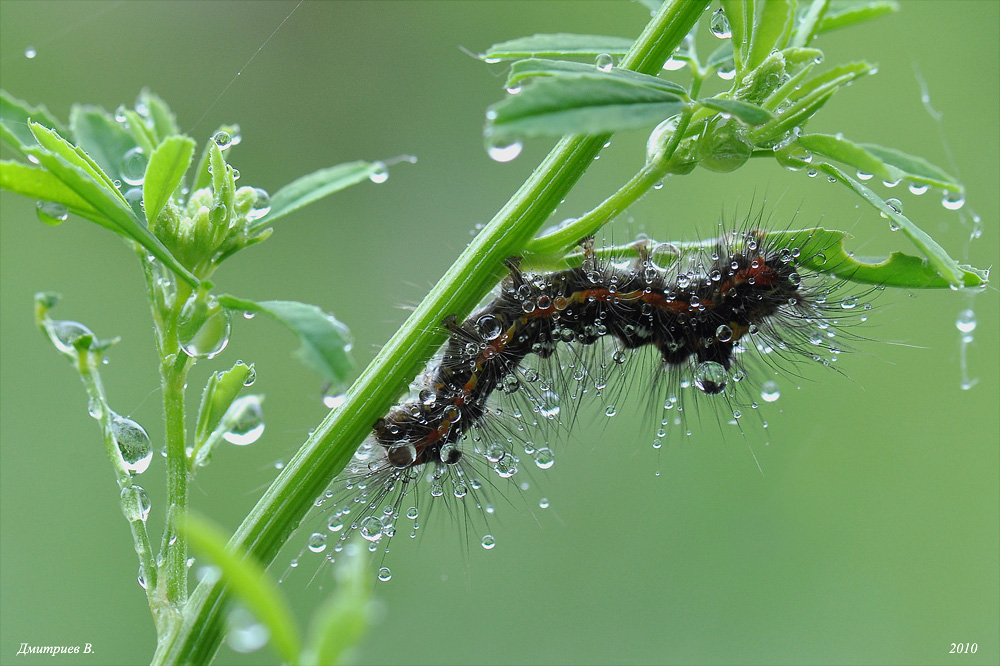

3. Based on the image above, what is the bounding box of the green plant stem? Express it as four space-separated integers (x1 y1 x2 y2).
75 348 158 608
159 354 191 608
152 2 709 664
525 106 695 257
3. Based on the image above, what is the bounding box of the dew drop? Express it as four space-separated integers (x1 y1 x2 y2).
487 139 523 163
855 170 873 181
693 361 727 395
35 201 68 225
212 130 233 150
307 532 327 553
112 414 153 474
476 314 503 341
481 534 496 550
663 56 685 71
760 380 780 403
242 366 257 386
710 8 732 38
222 395 265 446
179 304 232 360
24 46 37 59
226 606 269 654
378 566 392 582
323 393 346 409
87 397 104 419
955 309 976 334
533 447 555 469
120 485 151 522
246 188 271 221
595 52 614 72
369 161 389 183
539 497 550 509
715 324 733 342
121 147 148 186
942 191 966 210
359 516 384 542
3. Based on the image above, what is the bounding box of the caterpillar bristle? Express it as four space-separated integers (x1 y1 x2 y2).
300 218 878 575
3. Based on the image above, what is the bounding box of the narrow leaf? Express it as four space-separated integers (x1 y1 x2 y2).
699 97 773 125
195 362 253 446
720 1 751 71
257 161 378 228
209 140 235 220
218 296 355 389
190 124 239 192
30 120 126 198
817 162 984 287
818 0 899 34
791 0 830 48
481 33 635 61
141 90 181 140
797 133 901 181
486 74 686 139
180 513 302 666
1 160 107 221
748 0 794 71
0 90 68 156
858 142 962 192
143 136 195 223
506 58 688 96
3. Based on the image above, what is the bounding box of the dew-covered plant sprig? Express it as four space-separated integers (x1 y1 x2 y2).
1 87 388 662
0 1 989 665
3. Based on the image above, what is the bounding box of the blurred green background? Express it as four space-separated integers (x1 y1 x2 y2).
1 2 997 665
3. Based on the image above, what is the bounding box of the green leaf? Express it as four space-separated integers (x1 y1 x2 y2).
143 136 195 224
748 0 794 71
506 58 688 96
791 0 830 48
720 0 752 72
24 123 199 287
699 97 773 125
0 90 68 157
705 42 735 70
218 296 354 389
572 227 986 290
122 109 157 156
68 106 137 183
1 160 107 221
301 544 372 666
818 0 899 34
180 513 302 666
140 89 180 140
194 361 253 448
797 133 900 181
750 61 873 140
817 162 985 288
486 74 686 139
256 161 379 229
858 142 962 192
190 124 239 192
481 33 635 61
209 140 235 225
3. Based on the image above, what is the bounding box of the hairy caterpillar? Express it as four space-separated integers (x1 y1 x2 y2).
307 220 871 564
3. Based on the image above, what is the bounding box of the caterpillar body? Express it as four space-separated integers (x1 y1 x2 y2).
319 224 867 553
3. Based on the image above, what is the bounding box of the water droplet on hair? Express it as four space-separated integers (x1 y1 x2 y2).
533 447 555 469
481 534 496 549
307 532 327 553
378 566 392 582
760 380 780 403
693 361 727 394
